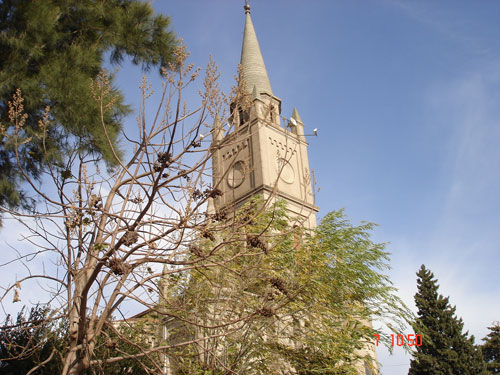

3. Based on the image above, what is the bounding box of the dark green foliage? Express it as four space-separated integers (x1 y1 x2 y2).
0 0 177 214
0 306 159 375
482 324 500 374
409 265 487 375
0 305 64 374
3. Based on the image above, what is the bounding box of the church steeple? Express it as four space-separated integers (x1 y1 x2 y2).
212 3 318 229
240 2 273 96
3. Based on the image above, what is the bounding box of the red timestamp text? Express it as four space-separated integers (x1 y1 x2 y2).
373 334 422 347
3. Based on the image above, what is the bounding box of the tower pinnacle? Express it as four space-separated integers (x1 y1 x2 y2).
240 3 273 96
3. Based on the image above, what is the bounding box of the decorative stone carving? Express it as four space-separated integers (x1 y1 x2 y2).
276 158 295 184
227 160 246 188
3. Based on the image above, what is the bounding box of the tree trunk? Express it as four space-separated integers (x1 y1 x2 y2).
62 349 89 375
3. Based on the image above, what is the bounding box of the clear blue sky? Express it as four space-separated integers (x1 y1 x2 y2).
115 1 500 373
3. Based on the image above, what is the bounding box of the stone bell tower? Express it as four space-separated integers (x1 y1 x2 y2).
209 5 378 374
211 2 318 228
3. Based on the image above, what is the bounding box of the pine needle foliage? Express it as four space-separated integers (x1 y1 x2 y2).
0 0 178 215
482 324 500 374
409 265 487 375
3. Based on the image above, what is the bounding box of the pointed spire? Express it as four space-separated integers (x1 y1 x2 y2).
291 107 305 137
291 107 303 124
240 3 273 96
251 84 261 100
158 264 169 306
207 197 216 216
212 114 224 143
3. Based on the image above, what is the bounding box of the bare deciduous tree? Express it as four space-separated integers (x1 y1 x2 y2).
0 46 283 375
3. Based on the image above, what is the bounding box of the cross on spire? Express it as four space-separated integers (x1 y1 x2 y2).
244 0 250 14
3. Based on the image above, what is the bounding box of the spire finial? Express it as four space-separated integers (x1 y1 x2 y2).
239 0 273 96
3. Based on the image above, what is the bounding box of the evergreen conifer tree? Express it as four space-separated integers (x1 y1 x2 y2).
0 0 178 215
409 265 487 375
482 324 500 374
